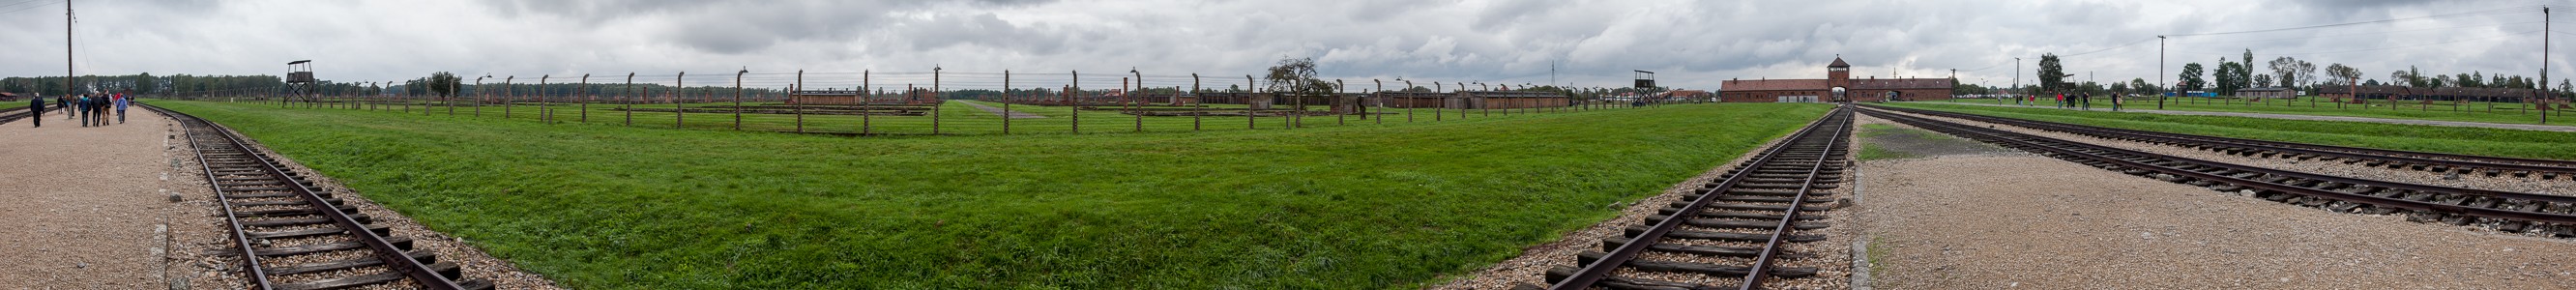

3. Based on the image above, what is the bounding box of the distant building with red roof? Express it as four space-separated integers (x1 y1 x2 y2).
1720 57 1954 102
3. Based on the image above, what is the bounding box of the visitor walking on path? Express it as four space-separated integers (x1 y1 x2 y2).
25 96 42 128
59 95 73 121
75 94 90 128
2080 93 2092 110
114 93 127 124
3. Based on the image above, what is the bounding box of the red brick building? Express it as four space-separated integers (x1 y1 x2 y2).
1719 57 1955 102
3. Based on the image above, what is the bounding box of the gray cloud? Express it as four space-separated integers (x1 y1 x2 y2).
2 0 2569 91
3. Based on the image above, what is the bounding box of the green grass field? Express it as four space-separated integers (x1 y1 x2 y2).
1920 96 2574 126
153 100 1830 289
256 99 1625 136
1879 102 2576 160
1854 124 1917 160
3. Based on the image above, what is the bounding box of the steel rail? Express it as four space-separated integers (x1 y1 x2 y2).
1859 106 2576 224
1740 107 1850 289
1872 105 2576 177
147 103 470 290
1548 105 1848 290
162 104 277 289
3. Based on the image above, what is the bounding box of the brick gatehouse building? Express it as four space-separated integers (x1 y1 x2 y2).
1719 57 1955 102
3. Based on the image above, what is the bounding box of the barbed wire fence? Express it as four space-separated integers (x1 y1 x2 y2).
146 69 1712 136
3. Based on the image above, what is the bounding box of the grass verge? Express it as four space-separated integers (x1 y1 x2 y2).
152 100 1830 289
1881 102 2576 160
1916 97 2574 126
1855 124 1918 160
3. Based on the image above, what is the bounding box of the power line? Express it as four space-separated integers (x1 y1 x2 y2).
2058 37 2160 58
2165 6 2536 37
0 0 62 15
2175 29 2542 57
2178 20 2542 45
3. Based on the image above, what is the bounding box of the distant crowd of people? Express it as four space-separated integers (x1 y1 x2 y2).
24 92 126 128
2013 91 2122 111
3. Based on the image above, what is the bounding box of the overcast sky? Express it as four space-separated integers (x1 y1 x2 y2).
3 0 2573 90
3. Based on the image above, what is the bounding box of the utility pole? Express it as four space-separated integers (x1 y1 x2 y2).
65 0 73 98
2159 36 2168 109
2012 57 2021 100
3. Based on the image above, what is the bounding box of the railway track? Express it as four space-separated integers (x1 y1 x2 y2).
1856 106 2576 238
147 103 494 290
1533 105 1852 290
0 105 31 125
1870 104 2576 180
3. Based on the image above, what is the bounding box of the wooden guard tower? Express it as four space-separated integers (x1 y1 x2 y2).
286 60 315 105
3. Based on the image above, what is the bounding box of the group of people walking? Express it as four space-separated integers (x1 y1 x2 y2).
26 92 126 128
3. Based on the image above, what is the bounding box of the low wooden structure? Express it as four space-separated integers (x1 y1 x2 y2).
2318 85 2545 103
2238 87 2298 99
1363 91 1568 109
789 89 939 105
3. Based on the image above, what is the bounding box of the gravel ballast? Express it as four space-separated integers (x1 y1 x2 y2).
1854 145 2576 288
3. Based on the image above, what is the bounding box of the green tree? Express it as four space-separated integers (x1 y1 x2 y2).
2213 59 2243 95
1264 57 1335 95
2254 74 2272 88
2035 53 2069 92
427 72 462 98
2326 63 2360 85
2179 63 2207 92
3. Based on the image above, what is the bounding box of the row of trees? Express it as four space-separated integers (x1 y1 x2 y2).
2 73 297 97
2022 47 2576 100
2170 49 2573 98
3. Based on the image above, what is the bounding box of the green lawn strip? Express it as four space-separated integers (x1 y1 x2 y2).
1854 124 1918 160
351 101 1596 136
155 101 1829 288
1917 97 2571 126
1881 102 2576 160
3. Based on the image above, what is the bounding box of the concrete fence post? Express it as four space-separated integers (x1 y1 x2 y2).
795 70 805 133
734 69 746 130
1003 70 1011 134
1192 73 1202 131
675 72 686 129
624 73 634 126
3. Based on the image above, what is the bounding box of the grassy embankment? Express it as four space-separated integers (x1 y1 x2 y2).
1880 102 2576 160
154 100 1830 289
1917 96 2573 126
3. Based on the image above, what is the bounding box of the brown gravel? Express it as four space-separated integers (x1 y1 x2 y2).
1855 153 2576 289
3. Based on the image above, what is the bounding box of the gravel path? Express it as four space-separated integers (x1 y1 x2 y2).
961 102 1047 119
0 108 195 289
1914 102 2576 132
1856 151 2576 289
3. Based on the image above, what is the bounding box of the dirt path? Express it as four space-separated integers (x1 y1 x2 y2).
1854 154 2576 289
0 108 201 289
1915 102 2576 132
961 101 1047 119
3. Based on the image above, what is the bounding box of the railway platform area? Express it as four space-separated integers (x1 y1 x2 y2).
0 108 198 288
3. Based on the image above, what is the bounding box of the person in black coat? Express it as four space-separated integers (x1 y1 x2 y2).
26 96 41 128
